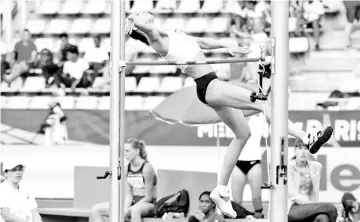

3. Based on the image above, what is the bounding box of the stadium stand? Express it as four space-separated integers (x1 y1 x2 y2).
1 0 359 111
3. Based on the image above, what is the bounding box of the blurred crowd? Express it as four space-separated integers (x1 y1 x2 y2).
1 0 359 94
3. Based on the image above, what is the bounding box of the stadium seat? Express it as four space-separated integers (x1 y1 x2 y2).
21 77 46 92
223 0 242 14
34 38 54 52
130 0 153 12
37 0 60 14
60 0 84 14
199 0 223 13
163 17 186 31
150 65 177 75
78 37 95 53
6 97 30 109
177 0 200 13
26 19 47 35
52 96 76 109
91 77 107 89
289 37 310 53
153 0 176 13
28 97 53 109
46 19 70 34
68 18 93 34
125 96 145 110
184 17 208 33
104 1 130 14
97 96 110 110
92 18 111 34
289 17 297 33
131 57 154 74
74 97 99 109
84 0 108 14
135 77 161 93
1 96 9 109
157 77 183 92
125 76 137 92
143 96 166 110
183 76 195 87
207 17 230 33
9 78 23 90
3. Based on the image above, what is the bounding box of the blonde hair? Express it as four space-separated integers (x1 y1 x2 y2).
126 138 148 160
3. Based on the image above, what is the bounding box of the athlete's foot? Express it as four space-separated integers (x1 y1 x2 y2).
303 126 333 154
210 187 237 218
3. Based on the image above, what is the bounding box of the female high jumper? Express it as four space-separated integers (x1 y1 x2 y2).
125 11 333 218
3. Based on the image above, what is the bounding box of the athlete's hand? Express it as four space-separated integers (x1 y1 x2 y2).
224 42 251 56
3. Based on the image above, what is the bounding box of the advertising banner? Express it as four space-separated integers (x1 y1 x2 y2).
1 110 360 147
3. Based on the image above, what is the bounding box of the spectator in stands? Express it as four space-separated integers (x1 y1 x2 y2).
340 192 360 222
2 29 37 86
188 191 221 222
288 139 338 222
301 0 324 51
0 40 10 83
344 1 360 48
37 48 60 87
54 45 92 91
1 51 29 87
91 138 157 222
56 33 74 66
0 161 42 222
231 113 266 219
84 35 109 78
94 36 141 89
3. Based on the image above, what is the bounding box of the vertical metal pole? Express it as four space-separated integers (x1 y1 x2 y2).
270 1 289 222
4 0 13 47
110 0 125 222
19 0 27 31
119 0 126 221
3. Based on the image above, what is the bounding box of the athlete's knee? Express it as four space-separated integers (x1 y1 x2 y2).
233 125 251 140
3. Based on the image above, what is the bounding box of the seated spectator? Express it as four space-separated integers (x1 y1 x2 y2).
340 192 360 222
1 51 29 87
91 138 157 222
94 37 141 89
56 33 75 66
344 1 360 48
301 0 324 51
2 29 37 86
84 35 109 78
36 48 60 87
0 161 42 222
54 45 93 91
188 191 256 222
288 139 338 222
188 191 220 222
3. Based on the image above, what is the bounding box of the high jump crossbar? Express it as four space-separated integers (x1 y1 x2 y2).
126 57 260 66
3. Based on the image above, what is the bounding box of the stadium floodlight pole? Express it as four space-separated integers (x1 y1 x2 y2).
270 1 289 222
109 0 126 222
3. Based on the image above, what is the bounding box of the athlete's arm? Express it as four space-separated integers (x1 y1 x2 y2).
192 37 227 50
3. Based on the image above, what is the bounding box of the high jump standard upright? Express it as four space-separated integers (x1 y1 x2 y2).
110 1 126 222
270 1 289 222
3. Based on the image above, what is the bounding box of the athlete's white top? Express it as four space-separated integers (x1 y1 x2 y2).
238 113 267 161
163 30 201 72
